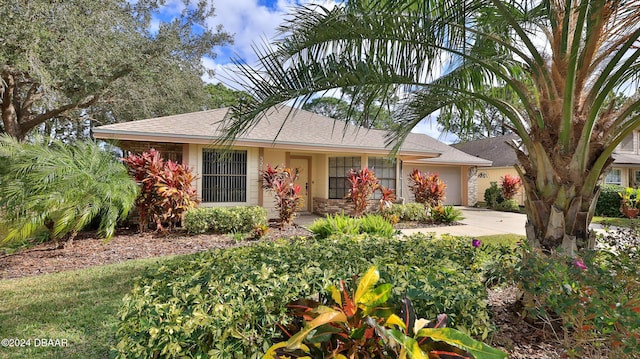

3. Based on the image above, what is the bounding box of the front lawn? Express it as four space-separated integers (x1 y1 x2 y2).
0 256 179 359
592 216 637 228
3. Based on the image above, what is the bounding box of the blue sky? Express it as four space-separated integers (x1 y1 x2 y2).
155 0 451 141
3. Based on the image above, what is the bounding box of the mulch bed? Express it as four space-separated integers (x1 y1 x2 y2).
0 224 312 280
0 224 566 358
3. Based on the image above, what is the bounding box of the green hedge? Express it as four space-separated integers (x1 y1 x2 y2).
381 203 429 222
114 235 496 358
183 206 267 234
595 185 624 217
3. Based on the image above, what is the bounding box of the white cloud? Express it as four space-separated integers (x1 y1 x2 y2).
204 1 338 85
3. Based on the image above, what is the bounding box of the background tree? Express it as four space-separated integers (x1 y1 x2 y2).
303 87 397 130
223 0 640 254
0 0 232 140
439 86 517 142
204 83 252 109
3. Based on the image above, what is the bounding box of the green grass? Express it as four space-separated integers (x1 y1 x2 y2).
474 234 525 247
0 256 178 359
592 216 637 228
438 233 524 247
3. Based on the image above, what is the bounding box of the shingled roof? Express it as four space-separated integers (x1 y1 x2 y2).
452 134 520 167
93 107 490 166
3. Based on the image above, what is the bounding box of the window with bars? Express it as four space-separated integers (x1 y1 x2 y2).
202 150 247 203
329 156 361 199
368 157 396 199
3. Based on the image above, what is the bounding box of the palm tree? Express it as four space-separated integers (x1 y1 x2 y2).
223 0 640 254
0 135 139 247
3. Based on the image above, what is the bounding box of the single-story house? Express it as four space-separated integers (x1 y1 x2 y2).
92 107 491 217
454 132 640 206
453 134 526 206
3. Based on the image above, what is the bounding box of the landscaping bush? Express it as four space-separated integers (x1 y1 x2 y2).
408 169 446 207
183 206 267 234
308 213 394 239
114 235 495 358
346 167 396 216
484 182 504 209
123 149 198 231
500 174 522 200
431 205 464 223
381 202 429 222
260 164 303 227
496 198 520 212
595 184 625 217
514 248 640 357
402 202 430 221
357 214 396 238
0 135 138 246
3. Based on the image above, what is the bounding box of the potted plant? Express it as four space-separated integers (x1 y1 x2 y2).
619 187 640 218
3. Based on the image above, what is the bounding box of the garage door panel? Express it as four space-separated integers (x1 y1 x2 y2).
403 166 461 205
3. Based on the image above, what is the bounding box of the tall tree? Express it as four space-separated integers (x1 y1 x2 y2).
0 0 232 140
439 86 517 142
303 97 352 121
204 83 252 109
223 0 640 254
303 87 398 130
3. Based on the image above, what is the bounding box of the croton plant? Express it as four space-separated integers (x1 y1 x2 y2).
265 266 507 359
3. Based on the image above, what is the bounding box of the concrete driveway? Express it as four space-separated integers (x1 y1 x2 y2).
400 207 527 238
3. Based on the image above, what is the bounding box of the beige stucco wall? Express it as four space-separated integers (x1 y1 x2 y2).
181 144 475 216
476 166 525 205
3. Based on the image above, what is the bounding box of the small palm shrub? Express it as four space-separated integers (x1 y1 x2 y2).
309 213 394 239
0 135 138 246
260 164 303 227
123 149 198 232
358 214 396 238
408 169 446 207
431 205 464 223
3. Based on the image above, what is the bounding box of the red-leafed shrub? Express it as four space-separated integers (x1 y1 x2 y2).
260 164 303 228
408 169 446 207
123 149 198 232
378 185 397 212
346 167 395 217
500 174 522 200
347 167 379 217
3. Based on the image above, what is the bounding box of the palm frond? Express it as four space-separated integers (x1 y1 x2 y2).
0 135 138 245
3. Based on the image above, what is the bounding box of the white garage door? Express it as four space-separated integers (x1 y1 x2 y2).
402 165 462 205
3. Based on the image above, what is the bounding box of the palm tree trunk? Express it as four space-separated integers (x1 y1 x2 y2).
518 142 601 255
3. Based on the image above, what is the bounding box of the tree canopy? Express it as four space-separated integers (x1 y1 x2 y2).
205 83 252 109
302 87 397 130
223 0 640 252
0 0 232 140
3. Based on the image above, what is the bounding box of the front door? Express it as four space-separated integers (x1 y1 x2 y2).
290 157 311 212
